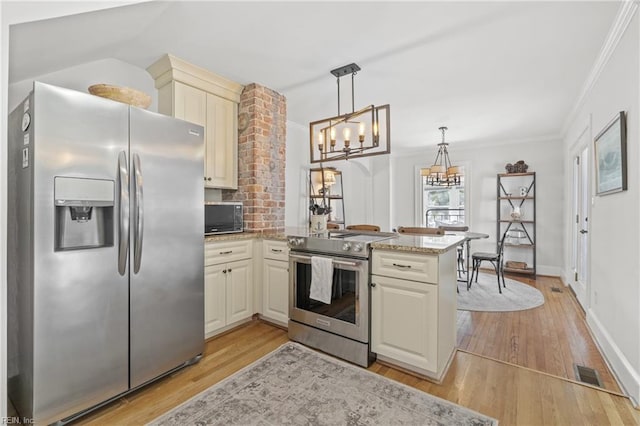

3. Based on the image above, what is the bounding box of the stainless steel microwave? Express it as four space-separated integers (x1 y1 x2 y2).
205 202 243 235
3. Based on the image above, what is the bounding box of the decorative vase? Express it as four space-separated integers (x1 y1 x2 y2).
510 206 522 220
310 214 328 233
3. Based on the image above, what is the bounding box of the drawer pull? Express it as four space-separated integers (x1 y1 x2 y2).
271 248 283 253
219 250 233 255
392 263 411 269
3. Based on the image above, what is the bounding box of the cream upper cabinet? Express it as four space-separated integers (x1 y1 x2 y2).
148 54 243 189
206 94 238 188
172 81 206 127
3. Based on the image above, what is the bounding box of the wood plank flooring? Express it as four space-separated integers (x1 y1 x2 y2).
70 273 640 425
75 320 639 426
457 273 622 393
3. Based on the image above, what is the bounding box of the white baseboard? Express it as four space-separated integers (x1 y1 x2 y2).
536 265 563 277
587 311 640 405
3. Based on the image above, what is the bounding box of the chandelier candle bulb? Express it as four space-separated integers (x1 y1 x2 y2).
330 127 336 147
318 132 324 152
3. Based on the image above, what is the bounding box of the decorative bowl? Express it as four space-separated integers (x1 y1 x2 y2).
88 84 151 109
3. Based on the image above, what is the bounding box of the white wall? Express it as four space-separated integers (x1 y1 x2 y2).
285 121 309 228
9 58 157 113
563 8 640 403
389 139 564 275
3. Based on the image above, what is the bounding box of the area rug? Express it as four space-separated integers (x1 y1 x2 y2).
458 272 544 312
149 342 497 425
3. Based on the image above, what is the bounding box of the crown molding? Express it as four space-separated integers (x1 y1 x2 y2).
147 54 244 103
562 0 639 135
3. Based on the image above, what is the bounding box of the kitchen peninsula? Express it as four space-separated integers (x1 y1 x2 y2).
370 234 463 382
205 229 462 382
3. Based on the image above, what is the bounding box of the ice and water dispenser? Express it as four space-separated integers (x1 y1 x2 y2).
54 177 115 251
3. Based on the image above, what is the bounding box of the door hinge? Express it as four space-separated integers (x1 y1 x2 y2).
575 272 578 282
576 214 579 224
576 156 580 165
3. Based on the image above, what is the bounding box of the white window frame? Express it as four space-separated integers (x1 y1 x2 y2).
414 161 471 227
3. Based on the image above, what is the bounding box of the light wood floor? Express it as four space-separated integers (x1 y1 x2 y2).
69 273 638 424
457 273 622 393
76 320 639 426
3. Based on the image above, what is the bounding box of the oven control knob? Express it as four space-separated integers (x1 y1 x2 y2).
288 238 302 247
353 243 363 252
342 243 352 251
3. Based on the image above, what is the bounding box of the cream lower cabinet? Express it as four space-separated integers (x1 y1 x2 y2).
261 239 289 326
205 240 254 337
371 275 438 372
371 248 457 382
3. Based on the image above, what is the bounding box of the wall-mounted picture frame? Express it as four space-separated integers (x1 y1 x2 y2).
594 111 627 196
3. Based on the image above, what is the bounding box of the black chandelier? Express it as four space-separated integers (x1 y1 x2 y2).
421 126 463 187
309 63 390 163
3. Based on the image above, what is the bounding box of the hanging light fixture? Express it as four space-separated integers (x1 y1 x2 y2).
421 126 463 187
309 63 390 163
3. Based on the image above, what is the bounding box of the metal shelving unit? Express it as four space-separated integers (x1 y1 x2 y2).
497 172 536 276
309 167 345 228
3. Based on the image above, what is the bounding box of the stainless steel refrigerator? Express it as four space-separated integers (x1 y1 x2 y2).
7 82 205 424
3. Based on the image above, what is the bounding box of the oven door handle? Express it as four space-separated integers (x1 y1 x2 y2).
289 254 361 267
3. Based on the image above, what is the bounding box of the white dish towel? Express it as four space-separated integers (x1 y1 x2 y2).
310 256 333 304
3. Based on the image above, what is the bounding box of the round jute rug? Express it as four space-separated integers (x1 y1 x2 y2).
457 272 544 312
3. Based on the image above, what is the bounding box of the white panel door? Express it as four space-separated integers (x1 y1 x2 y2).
262 259 289 324
371 275 438 372
571 142 590 309
205 264 226 335
226 259 253 324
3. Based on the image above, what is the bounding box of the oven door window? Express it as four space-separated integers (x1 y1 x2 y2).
294 262 358 324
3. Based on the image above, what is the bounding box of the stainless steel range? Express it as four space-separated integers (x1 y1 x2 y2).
287 230 395 367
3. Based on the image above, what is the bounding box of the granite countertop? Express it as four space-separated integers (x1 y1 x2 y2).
204 227 308 243
205 227 464 255
371 234 465 255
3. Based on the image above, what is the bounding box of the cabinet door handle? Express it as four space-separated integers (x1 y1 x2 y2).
207 177 212 181
392 263 411 269
203 177 207 181
271 249 283 253
220 250 233 255
370 282 377 288
222 269 227 274
227 268 232 273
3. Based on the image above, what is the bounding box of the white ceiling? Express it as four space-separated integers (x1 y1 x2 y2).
9 1 620 152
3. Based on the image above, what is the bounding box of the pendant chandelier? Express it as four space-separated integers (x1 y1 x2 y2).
421 126 463 187
309 63 390 163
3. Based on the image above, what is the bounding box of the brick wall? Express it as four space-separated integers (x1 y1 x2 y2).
222 83 287 232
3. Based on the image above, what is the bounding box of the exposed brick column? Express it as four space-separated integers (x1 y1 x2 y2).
222 83 286 232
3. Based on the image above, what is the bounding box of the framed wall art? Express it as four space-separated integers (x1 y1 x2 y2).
594 111 627 196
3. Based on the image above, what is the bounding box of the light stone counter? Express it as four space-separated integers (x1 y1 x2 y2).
205 228 465 254
204 227 309 243
370 234 464 255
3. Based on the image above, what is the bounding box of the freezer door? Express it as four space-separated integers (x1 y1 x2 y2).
129 108 205 388
28 83 130 423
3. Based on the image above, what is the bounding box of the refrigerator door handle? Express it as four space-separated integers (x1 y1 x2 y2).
117 151 130 275
133 153 144 273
